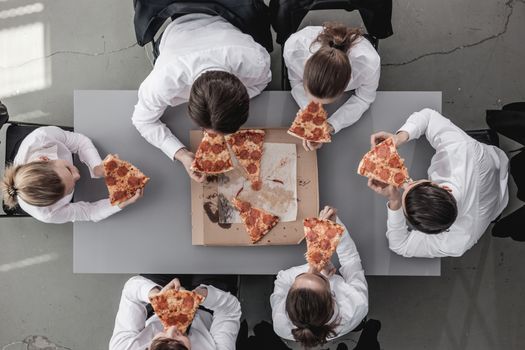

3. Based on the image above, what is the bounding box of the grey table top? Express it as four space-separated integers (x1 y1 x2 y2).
73 90 441 275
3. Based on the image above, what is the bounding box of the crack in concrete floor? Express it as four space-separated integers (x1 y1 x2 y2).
383 0 522 67
2 336 71 350
0 41 139 70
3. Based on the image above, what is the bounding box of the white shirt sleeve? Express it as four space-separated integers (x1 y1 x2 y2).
109 276 160 350
398 108 472 149
132 66 186 160
41 126 103 178
199 285 242 350
327 57 380 134
269 264 309 340
386 205 472 258
283 34 311 110
21 198 121 224
334 222 369 333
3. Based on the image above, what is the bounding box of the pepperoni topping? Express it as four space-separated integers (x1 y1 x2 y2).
326 227 339 239
173 314 189 324
376 143 391 159
304 219 316 228
127 176 141 187
211 143 224 154
307 102 319 113
154 298 168 310
250 209 260 219
251 227 262 240
309 251 323 264
378 168 391 181
301 112 314 122
251 133 264 144
246 214 256 226
247 163 258 174
239 149 250 159
306 230 318 241
292 126 305 136
238 201 251 212
320 239 331 250
200 141 211 152
388 156 401 168
251 180 262 191
105 176 117 186
234 135 244 146
394 172 406 185
250 150 262 160
311 128 323 140
215 160 225 170
313 116 325 125
364 159 376 173
263 214 276 225
113 190 126 201
182 295 194 310
117 166 129 177
201 160 213 170
106 160 118 171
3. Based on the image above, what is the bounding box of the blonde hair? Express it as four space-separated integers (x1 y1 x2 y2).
1 161 65 208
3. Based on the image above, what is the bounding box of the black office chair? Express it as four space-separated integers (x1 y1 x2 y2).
270 0 393 90
133 0 274 64
0 101 72 217
465 129 499 147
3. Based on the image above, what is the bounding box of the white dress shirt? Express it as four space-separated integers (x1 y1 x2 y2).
132 14 272 159
109 276 242 350
13 126 120 223
283 26 380 134
387 108 509 258
270 222 368 342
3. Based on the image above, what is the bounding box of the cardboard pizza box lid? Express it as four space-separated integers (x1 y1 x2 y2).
190 128 319 246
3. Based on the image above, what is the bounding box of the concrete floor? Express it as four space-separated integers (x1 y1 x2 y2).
1 0 524 349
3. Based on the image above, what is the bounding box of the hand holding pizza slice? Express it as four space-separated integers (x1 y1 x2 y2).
357 137 410 188
304 215 345 272
149 287 205 334
103 154 149 206
288 101 332 144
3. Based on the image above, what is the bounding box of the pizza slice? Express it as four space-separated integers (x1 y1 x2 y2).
357 137 410 187
232 197 279 243
225 129 265 191
103 154 150 206
304 217 345 271
288 101 331 143
149 289 204 334
191 131 234 175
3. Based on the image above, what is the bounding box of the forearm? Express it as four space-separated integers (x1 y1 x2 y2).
328 94 371 134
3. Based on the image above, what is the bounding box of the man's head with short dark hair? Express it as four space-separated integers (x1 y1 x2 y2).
188 71 249 134
403 181 458 234
150 337 188 350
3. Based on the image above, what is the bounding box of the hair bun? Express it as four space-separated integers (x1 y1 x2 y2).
7 186 17 197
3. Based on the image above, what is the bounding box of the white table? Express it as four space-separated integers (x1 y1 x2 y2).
73 90 441 275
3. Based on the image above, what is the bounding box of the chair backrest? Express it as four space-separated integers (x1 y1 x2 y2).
270 0 393 45
133 0 273 53
0 101 9 131
466 129 500 147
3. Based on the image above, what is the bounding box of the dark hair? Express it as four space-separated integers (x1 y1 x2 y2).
188 70 249 134
404 182 458 234
285 287 339 348
304 22 362 99
150 337 188 350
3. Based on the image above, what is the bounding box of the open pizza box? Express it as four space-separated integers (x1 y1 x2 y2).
191 128 319 246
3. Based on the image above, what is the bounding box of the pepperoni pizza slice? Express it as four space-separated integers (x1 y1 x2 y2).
304 217 345 271
103 155 150 206
149 289 204 333
232 197 279 244
288 101 331 143
225 129 265 190
357 137 410 187
191 131 234 175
